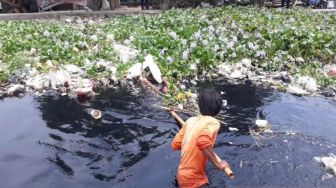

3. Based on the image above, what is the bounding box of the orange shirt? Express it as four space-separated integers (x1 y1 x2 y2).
172 115 220 188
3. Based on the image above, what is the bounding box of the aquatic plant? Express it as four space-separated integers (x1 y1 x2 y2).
0 7 335 87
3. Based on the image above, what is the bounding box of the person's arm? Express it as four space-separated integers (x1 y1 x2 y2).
171 125 185 150
202 147 229 170
196 121 230 171
197 133 229 170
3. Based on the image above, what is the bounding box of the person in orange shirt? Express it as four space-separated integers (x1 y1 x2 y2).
172 89 230 188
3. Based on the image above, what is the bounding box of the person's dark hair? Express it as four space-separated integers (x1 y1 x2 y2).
198 89 222 116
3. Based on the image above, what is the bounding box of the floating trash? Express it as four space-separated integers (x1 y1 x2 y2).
7 84 24 96
75 87 93 97
142 54 162 84
177 104 184 110
91 109 102 119
228 127 239 132
314 154 336 174
264 129 273 133
127 63 143 79
255 119 268 128
222 99 228 107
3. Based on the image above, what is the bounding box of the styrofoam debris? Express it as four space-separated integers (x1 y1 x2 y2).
177 104 184 110
7 84 24 96
50 70 71 89
229 127 239 132
255 119 268 128
222 99 227 106
64 64 81 74
127 63 143 79
296 76 317 92
314 154 336 174
287 85 309 95
142 54 162 84
229 70 243 79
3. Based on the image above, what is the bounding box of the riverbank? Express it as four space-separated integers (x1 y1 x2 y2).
0 7 336 102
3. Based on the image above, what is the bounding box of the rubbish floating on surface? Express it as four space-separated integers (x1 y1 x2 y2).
222 99 228 107
229 70 243 79
177 104 184 110
142 54 162 84
263 129 273 133
255 119 268 128
162 85 168 94
324 64 336 77
127 63 143 79
314 154 336 174
7 84 24 96
75 87 93 97
257 109 267 120
91 109 102 119
126 54 163 85
296 76 317 92
287 85 309 95
229 127 239 132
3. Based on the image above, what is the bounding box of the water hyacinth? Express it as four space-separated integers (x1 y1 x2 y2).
194 31 201 40
248 42 259 50
181 39 187 46
159 49 166 56
182 50 189 61
79 41 88 48
208 25 215 32
232 36 238 43
190 42 197 51
169 31 177 40
227 41 235 49
167 56 174 64
129 36 135 42
90 35 98 42
202 40 209 46
0 7 335 88
25 34 32 39
64 41 70 49
189 63 197 70
256 50 266 58
43 30 50 37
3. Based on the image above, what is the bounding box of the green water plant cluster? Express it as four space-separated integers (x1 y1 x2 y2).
0 7 335 87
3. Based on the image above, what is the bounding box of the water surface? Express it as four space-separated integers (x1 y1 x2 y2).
0 83 335 188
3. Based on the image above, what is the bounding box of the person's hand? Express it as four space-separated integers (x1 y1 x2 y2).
169 107 176 112
219 160 230 171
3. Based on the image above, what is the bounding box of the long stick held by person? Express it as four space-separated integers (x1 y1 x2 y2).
171 89 233 188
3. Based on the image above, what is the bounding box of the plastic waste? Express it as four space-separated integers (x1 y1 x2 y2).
91 109 102 119
142 55 162 84
314 154 336 174
255 119 268 128
127 63 143 79
229 127 239 132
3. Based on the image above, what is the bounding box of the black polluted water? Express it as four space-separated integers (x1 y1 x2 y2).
0 82 335 188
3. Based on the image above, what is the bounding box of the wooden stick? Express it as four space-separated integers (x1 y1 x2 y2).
224 167 235 179
170 111 187 127
139 76 164 96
